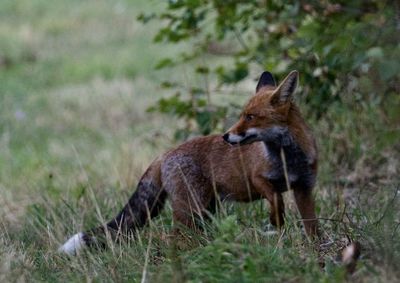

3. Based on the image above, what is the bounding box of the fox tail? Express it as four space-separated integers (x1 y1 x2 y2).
58 161 166 255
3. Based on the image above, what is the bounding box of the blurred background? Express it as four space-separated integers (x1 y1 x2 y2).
0 0 399 282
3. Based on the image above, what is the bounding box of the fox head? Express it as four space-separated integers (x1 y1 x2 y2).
223 70 299 145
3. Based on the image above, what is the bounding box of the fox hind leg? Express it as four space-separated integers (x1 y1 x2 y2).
268 192 285 228
167 177 213 232
252 177 285 229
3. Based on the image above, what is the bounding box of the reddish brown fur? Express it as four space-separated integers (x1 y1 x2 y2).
159 137 279 231
158 71 319 237
65 71 319 253
229 86 317 166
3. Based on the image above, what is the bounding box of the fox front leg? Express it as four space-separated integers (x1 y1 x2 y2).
293 188 319 239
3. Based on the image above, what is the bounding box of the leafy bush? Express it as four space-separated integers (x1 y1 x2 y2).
139 0 399 138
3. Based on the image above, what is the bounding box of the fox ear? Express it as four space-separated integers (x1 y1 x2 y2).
256 71 276 92
271 70 298 104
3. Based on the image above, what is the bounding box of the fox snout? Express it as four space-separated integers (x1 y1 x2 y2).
223 126 291 146
222 132 230 142
222 132 244 144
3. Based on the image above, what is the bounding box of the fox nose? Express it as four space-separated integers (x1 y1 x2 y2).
223 133 230 142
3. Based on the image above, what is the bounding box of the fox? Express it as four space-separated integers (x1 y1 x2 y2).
59 70 318 255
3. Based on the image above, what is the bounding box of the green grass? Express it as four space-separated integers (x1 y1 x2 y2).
1 0 399 282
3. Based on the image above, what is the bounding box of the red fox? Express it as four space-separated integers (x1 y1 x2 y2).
59 70 318 255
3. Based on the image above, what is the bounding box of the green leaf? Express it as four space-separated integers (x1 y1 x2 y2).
378 59 399 81
155 58 175 69
195 110 212 135
366 47 384 59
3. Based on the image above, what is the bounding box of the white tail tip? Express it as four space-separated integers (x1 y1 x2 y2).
58 232 85 255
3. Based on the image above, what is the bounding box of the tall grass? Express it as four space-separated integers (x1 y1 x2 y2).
0 0 399 282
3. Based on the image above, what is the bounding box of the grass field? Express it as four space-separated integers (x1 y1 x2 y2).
1 0 399 282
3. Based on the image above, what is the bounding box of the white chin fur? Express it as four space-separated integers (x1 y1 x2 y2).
245 128 259 135
227 128 260 143
227 134 243 143
58 232 85 255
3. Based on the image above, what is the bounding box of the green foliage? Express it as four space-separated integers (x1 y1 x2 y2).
148 92 227 139
139 0 400 138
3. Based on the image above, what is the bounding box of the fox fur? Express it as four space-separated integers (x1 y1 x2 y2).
59 70 318 255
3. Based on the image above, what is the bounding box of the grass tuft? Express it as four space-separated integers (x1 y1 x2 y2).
0 0 399 282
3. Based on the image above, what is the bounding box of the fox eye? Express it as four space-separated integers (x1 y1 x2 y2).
244 114 255 121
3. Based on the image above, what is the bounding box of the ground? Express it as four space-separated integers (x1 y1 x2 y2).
0 0 399 282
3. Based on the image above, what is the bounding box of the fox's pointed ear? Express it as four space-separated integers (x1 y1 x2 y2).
271 70 298 104
256 71 276 92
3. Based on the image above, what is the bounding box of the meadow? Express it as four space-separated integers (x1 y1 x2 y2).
0 0 399 282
